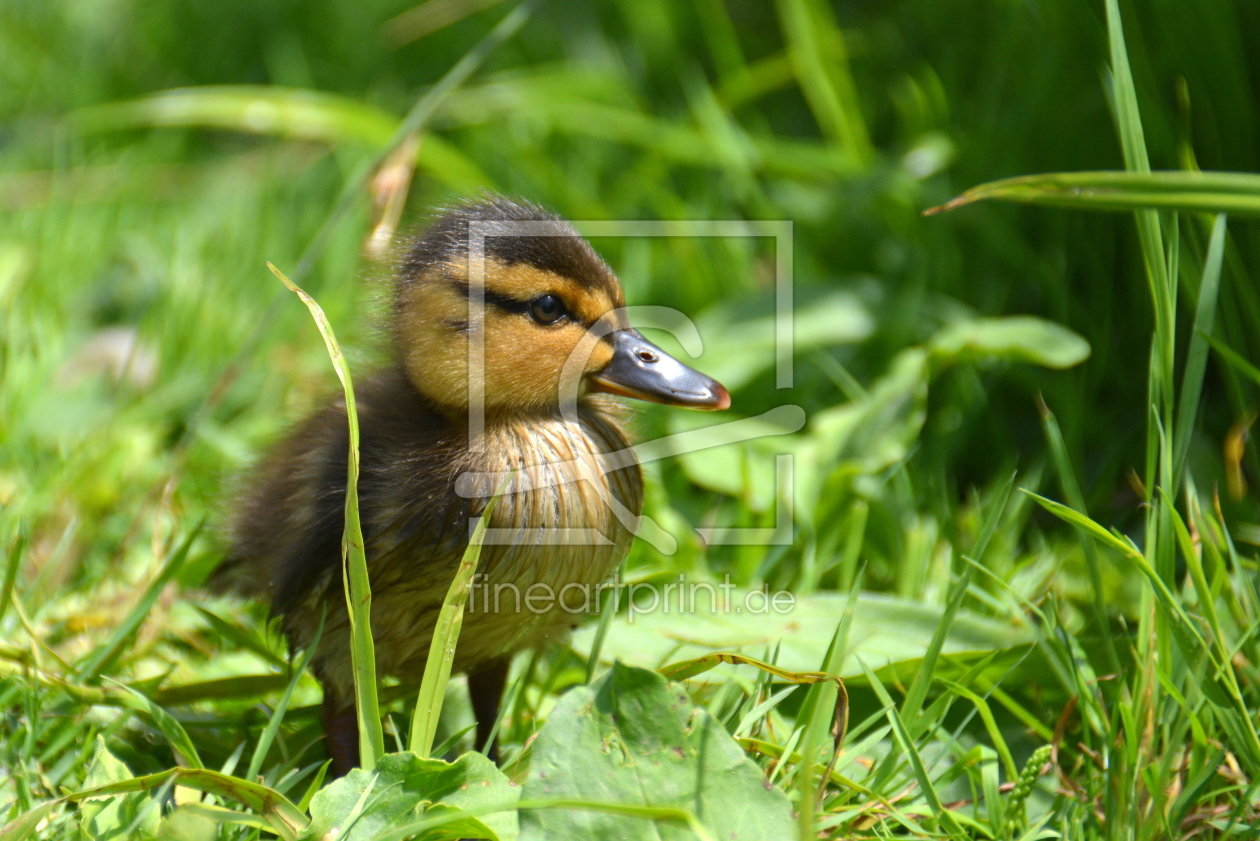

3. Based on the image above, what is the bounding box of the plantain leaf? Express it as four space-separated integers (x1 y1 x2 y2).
304 751 519 841
572 588 1031 678
519 662 794 841
928 316 1091 370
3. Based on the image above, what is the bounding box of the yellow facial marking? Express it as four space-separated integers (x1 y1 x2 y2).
396 258 626 413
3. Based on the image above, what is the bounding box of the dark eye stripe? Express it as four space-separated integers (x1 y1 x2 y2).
449 281 530 314
449 281 596 328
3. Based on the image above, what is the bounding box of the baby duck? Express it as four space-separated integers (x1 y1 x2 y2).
213 196 729 775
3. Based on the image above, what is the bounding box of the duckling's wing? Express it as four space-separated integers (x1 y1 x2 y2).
211 367 466 617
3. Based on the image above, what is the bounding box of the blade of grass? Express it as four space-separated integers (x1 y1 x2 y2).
901 470 1013 727
430 723 478 759
479 668 524 758
860 658 966 836
1203 330 1260 388
1025 491 1141 562
75 522 202 682
925 170 1260 217
104 680 204 769
0 528 25 629
584 571 618 684
152 674 291 706
938 679 1017 781
193 606 287 668
246 608 324 780
1105 0 1178 605
793 576 859 840
383 0 511 48
269 261 384 771
72 86 400 148
1162 494 1260 769
409 478 508 758
775 0 872 166
0 768 309 841
1172 213 1227 489
297 761 332 813
1037 396 1120 673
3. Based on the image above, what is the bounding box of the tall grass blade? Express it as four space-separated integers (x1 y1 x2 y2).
925 170 1260 217
1172 214 1227 488
409 482 506 759
0 527 26 629
1037 397 1120 672
584 572 618 684
269 261 385 771
900 470 1012 727
1203 331 1260 388
383 0 511 48
793 578 858 840
1106 0 1177 595
860 660 964 836
774 0 872 167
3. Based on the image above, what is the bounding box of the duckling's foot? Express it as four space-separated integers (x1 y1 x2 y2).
469 658 510 763
322 696 360 778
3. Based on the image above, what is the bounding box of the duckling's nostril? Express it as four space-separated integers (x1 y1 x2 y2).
637 350 658 364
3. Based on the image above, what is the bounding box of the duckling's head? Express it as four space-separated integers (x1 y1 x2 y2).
394 196 729 417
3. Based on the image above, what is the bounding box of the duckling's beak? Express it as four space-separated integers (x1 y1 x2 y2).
588 329 730 411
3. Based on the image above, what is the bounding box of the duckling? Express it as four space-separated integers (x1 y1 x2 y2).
212 196 729 775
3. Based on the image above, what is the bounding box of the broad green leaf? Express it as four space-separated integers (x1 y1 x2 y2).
154 806 219 841
78 737 159 841
304 752 519 841
928 316 1091 370
926 170 1260 217
571 589 1032 678
519 663 794 840
654 291 872 393
671 316 1084 517
72 86 400 147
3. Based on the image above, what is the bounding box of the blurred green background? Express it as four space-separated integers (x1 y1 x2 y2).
5 0 1259 602
3 0 1260 836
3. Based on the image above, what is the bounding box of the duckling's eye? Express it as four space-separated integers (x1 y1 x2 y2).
529 294 567 325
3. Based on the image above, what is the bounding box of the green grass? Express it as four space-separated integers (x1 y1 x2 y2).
2 0 1260 838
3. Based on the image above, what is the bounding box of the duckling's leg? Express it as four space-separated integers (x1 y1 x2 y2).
322 694 360 778
468 658 510 762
